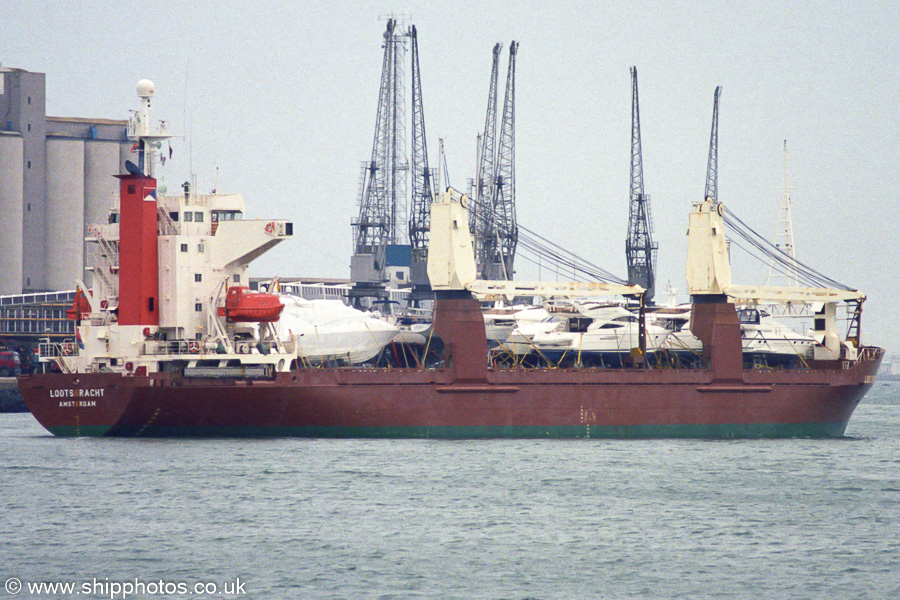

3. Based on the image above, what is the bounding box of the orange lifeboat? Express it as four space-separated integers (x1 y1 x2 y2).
217 286 284 323
66 288 92 320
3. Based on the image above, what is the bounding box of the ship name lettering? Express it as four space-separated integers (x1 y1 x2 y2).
50 389 75 398
58 400 75 407
78 388 104 398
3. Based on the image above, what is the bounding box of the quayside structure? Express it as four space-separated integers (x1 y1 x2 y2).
351 19 436 309
625 67 658 303
471 41 519 281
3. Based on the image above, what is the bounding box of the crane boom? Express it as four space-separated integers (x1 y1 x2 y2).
704 86 722 203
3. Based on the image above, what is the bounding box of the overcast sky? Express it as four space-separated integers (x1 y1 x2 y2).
4 0 899 352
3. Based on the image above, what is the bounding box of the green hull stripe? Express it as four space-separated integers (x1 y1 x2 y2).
48 421 849 439
48 424 114 437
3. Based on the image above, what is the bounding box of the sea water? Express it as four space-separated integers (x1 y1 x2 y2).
1 383 898 600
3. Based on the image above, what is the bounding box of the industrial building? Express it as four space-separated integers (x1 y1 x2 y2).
0 65 131 295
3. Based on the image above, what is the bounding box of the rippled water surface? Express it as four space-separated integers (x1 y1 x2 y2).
2 383 899 599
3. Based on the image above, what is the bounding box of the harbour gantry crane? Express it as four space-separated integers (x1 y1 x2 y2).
625 66 658 303
474 42 518 281
489 40 519 281
407 24 436 303
704 86 722 203
350 19 411 307
472 43 503 274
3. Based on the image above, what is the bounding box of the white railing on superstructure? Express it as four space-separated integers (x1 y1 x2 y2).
279 282 352 301
142 339 296 357
0 290 76 307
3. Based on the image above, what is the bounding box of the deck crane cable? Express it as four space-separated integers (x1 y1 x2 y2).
722 209 849 290
725 236 806 284
723 215 845 290
466 197 628 285
476 206 624 284
516 226 626 284
721 205 853 291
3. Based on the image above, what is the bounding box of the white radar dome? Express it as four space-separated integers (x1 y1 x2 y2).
136 79 155 98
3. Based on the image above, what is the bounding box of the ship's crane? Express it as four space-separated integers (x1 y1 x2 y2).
437 138 450 191
407 24 436 303
687 88 865 361
704 86 722 203
473 42 519 281
351 19 411 307
624 67 658 303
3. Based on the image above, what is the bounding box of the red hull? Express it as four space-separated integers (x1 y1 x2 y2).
18 358 880 438
18 296 883 438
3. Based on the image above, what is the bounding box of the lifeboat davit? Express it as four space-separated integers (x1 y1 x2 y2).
217 286 284 323
66 288 92 320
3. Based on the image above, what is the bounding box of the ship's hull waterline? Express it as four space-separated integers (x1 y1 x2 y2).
19 297 882 439
19 359 879 439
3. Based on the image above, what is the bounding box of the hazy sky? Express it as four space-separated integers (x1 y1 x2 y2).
4 0 899 351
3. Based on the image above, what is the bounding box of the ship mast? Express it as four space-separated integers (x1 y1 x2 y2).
127 79 172 178
766 140 797 287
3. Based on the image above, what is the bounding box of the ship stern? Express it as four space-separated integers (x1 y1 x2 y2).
17 373 141 437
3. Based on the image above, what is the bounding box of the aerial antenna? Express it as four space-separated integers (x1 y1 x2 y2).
184 58 193 183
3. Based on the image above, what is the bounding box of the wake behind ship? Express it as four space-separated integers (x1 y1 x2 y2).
18 81 883 438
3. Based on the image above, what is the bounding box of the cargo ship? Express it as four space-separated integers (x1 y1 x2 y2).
18 81 883 438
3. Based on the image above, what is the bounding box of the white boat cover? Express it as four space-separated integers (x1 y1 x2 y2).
274 295 399 364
